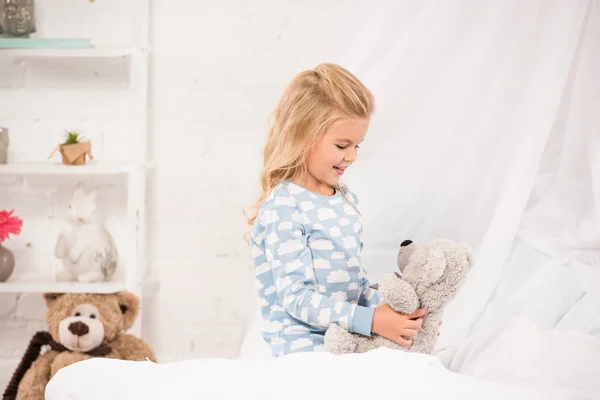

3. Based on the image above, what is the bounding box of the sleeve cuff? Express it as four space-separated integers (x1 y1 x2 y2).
350 305 375 336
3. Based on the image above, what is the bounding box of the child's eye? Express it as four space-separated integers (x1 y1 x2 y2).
336 144 347 149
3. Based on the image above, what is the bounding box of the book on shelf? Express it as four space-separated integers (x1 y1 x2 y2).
0 38 92 49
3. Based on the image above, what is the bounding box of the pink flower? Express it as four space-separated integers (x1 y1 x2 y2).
0 210 23 243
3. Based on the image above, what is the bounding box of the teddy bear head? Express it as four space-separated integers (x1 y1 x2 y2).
42 291 140 353
396 238 474 309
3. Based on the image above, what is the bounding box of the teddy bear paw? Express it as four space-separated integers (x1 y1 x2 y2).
324 324 358 355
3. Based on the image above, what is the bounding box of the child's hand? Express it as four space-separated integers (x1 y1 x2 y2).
372 304 428 347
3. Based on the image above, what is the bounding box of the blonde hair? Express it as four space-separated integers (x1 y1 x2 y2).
244 63 375 238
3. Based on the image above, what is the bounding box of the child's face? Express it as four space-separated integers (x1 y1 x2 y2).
304 117 370 195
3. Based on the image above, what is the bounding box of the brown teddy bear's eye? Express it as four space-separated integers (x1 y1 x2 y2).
75 312 81 317
90 314 96 319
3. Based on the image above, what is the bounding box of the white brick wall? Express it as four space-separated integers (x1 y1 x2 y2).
0 0 364 389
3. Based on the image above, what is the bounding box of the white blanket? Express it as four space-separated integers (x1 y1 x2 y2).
45 318 599 400
437 317 600 399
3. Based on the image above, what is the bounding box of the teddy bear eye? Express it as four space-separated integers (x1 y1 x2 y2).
90 314 96 319
75 312 81 317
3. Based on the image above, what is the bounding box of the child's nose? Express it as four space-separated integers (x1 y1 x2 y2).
345 150 358 163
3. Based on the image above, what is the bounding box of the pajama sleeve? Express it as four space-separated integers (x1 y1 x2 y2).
358 270 383 308
258 201 375 336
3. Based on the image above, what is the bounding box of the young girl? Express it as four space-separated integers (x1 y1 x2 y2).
245 63 427 357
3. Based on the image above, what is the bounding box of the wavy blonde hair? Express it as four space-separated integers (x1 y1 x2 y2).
244 63 375 237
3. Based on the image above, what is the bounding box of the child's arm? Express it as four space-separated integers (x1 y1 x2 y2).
253 203 374 337
345 188 383 309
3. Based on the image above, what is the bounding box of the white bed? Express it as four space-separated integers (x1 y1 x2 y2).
45 316 600 400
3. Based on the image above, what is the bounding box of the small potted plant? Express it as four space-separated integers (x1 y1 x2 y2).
0 209 23 282
49 130 94 166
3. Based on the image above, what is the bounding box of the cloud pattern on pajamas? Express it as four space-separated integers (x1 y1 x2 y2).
250 180 382 357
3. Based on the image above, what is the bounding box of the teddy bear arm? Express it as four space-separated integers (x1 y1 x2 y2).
110 334 157 362
49 352 94 379
385 279 420 314
410 309 443 354
16 351 58 400
324 324 398 355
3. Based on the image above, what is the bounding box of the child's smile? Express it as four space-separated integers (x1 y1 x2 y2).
333 164 347 175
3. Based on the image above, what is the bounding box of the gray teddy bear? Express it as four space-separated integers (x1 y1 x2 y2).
324 238 474 355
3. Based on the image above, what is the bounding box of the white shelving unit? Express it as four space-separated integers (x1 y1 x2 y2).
0 46 142 58
0 161 136 175
0 1 150 335
0 281 127 294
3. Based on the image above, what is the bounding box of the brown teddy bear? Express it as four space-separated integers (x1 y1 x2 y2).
3 291 156 400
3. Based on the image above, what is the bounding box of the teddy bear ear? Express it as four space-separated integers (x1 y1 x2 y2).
424 247 446 283
43 293 65 307
115 291 140 330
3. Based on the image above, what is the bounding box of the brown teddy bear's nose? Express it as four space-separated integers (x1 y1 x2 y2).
68 321 89 336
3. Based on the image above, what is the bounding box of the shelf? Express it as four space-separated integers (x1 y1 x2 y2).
0 161 136 176
0 280 127 294
0 46 140 59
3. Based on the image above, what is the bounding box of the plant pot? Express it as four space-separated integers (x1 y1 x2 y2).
59 142 93 166
0 242 15 282
0 127 8 164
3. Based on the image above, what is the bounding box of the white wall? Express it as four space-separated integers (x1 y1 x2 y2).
0 0 362 389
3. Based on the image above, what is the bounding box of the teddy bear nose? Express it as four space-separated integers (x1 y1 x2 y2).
68 321 89 336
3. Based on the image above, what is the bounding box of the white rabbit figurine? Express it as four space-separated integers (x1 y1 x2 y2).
54 184 119 283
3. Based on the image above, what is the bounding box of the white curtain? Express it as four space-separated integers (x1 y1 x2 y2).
333 0 600 350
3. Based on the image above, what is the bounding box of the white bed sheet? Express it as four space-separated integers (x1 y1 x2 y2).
436 317 600 400
46 317 599 400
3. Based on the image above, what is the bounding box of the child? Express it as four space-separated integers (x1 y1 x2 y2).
245 63 427 357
